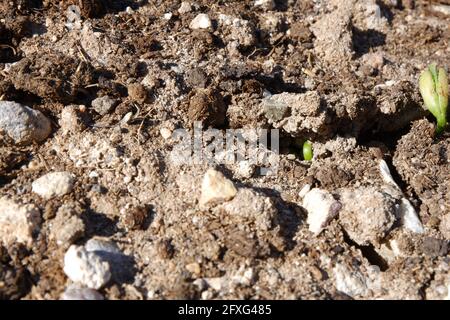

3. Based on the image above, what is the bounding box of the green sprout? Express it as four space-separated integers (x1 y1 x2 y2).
419 63 448 134
303 140 313 161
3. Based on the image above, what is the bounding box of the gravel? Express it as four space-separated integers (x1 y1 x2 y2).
0 101 51 145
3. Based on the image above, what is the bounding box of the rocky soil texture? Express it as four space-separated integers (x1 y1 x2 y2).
0 0 449 300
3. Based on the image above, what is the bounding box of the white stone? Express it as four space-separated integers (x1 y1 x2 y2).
0 101 51 145
334 263 368 298
0 197 41 245
254 0 275 10
303 188 341 235
204 277 224 291
379 160 400 190
379 160 424 234
189 14 212 30
397 198 424 234
199 169 237 206
125 6 133 15
160 127 172 139
178 1 192 14
32 171 75 199
298 184 311 198
63 245 111 290
431 4 450 15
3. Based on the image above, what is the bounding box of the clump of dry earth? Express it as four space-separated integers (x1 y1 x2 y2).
0 0 449 300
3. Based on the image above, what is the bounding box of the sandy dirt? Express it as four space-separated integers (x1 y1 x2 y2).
0 0 449 300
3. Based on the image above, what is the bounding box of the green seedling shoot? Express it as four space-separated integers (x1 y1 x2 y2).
419 63 448 134
303 140 313 161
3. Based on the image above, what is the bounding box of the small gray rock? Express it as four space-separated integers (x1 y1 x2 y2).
85 238 121 254
91 96 118 115
0 101 51 144
61 284 104 300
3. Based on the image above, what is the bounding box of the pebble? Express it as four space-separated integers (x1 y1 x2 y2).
189 13 212 30
199 169 237 206
85 238 121 254
32 171 75 199
0 197 41 246
178 1 192 14
379 160 424 234
333 263 368 298
60 105 85 135
254 0 275 10
61 284 104 300
397 198 424 234
160 127 172 140
303 188 341 235
0 101 51 145
63 245 111 290
91 96 118 115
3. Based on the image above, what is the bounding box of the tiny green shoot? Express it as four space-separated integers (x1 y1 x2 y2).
419 63 448 134
303 140 313 161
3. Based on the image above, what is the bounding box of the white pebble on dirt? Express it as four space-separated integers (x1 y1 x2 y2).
398 198 424 234
254 0 275 10
61 284 104 300
32 171 75 199
0 197 41 246
379 160 424 234
199 169 237 206
333 263 369 298
63 245 111 290
178 1 192 14
189 13 212 30
303 188 341 235
0 101 51 145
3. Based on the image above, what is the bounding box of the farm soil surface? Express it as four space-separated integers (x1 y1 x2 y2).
0 0 449 300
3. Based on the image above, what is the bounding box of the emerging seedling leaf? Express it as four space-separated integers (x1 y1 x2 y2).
303 140 313 161
419 63 448 134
